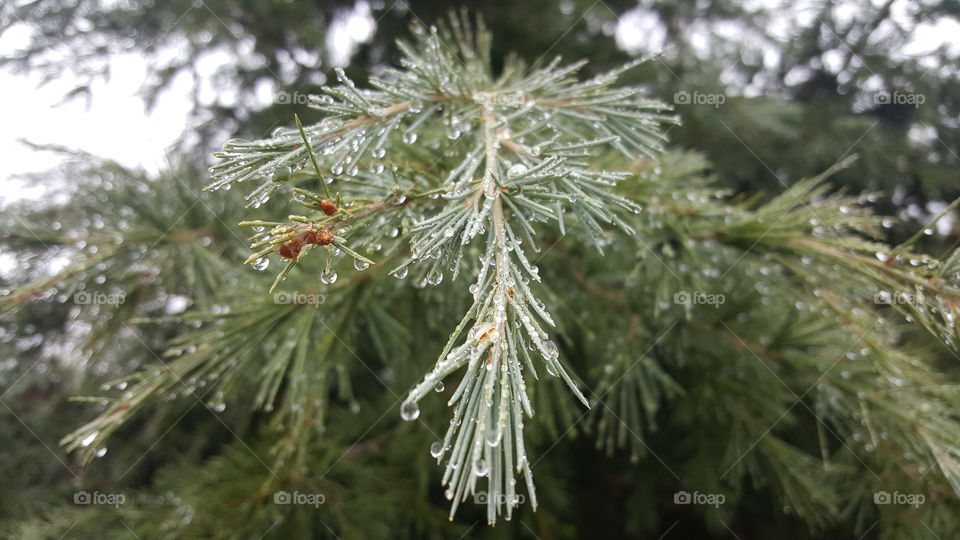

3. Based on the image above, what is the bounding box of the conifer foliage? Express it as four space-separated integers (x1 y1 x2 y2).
206 14 676 523
6 11 960 539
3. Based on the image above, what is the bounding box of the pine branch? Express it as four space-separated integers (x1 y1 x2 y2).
201 14 676 523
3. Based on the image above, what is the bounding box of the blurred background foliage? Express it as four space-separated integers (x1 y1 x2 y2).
1 0 959 538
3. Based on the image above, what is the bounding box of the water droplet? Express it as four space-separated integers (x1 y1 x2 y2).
80 432 98 447
542 340 559 359
434 381 445 393
372 147 386 159
402 132 418 144
474 459 489 477
393 267 409 279
486 430 502 447
400 400 420 421
251 257 270 271
354 259 369 271
95 447 108 458
508 163 527 177
430 441 443 458
426 268 444 286
321 268 338 285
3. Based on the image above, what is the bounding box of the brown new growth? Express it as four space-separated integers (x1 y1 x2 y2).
319 199 338 216
479 326 498 341
279 228 335 259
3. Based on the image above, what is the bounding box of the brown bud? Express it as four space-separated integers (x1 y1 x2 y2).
278 236 305 259
319 199 338 216
303 228 334 246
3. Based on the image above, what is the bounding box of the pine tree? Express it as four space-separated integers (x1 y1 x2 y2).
4 12 960 540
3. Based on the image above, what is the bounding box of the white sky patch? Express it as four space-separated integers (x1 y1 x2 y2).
326 0 376 67
615 7 666 55
0 23 192 205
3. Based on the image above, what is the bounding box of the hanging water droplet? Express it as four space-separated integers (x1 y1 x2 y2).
400 400 420 421
372 147 386 158
251 257 270 271
486 430 502 447
388 227 399 238
395 194 407 205
545 362 558 376
444 488 453 500
321 268 338 285
393 267 409 279
331 164 344 175
443 228 454 238
542 339 559 359
354 259 369 271
426 268 444 286
402 132 418 144
95 447 108 458
430 441 443 458
474 459 489 477
347 166 359 176
469 283 480 296
434 381 445 393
